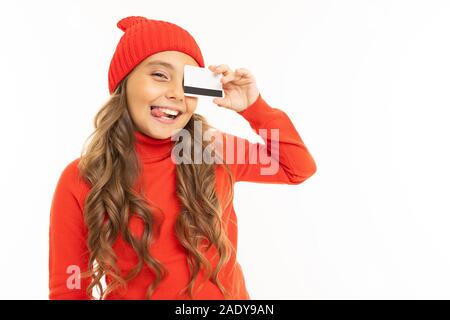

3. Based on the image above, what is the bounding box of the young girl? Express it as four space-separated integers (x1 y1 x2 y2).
49 16 317 300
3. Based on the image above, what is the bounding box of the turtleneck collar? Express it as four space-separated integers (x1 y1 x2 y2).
133 129 175 163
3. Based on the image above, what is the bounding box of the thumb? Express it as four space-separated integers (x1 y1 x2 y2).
213 97 231 109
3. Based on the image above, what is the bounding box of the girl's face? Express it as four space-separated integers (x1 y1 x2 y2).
126 50 200 139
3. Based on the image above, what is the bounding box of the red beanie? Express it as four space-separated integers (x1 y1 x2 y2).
107 16 205 95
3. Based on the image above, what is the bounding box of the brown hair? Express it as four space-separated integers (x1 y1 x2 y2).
77 75 235 299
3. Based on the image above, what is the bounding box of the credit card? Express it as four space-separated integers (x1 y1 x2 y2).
183 64 224 98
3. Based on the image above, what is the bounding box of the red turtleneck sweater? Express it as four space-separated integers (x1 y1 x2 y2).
49 93 316 299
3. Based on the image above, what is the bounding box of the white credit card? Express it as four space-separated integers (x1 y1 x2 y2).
183 64 224 98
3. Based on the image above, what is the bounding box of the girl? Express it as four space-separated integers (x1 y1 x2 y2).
49 16 317 300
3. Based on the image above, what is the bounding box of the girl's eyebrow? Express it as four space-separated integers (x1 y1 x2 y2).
145 60 175 70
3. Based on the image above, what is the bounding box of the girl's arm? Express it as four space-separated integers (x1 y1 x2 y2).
49 159 91 299
208 64 316 184
222 93 317 184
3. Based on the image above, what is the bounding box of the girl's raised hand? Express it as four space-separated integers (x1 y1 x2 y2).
208 64 260 113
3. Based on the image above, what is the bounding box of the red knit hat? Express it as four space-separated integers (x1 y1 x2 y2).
108 16 205 94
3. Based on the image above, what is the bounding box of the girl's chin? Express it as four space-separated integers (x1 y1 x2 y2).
147 123 184 139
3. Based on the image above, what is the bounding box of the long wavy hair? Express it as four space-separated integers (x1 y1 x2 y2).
77 75 236 299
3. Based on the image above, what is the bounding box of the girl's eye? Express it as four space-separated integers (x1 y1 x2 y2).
153 72 168 79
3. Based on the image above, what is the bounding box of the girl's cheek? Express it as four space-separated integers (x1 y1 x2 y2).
186 101 197 114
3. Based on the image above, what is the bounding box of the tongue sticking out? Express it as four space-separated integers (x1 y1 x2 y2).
151 107 166 118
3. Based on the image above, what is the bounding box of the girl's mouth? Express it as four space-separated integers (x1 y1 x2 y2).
150 106 182 124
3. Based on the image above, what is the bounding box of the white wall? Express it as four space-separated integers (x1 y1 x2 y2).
0 0 449 299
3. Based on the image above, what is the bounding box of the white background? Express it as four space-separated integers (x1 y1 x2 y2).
0 0 449 299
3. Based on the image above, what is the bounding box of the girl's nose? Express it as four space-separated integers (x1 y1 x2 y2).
166 79 185 101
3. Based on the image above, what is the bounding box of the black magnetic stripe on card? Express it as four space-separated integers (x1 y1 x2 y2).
183 86 223 97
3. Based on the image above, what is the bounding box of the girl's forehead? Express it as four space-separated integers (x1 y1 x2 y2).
144 51 199 67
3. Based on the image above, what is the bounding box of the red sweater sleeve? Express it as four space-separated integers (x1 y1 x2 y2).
222 93 316 184
49 159 91 299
